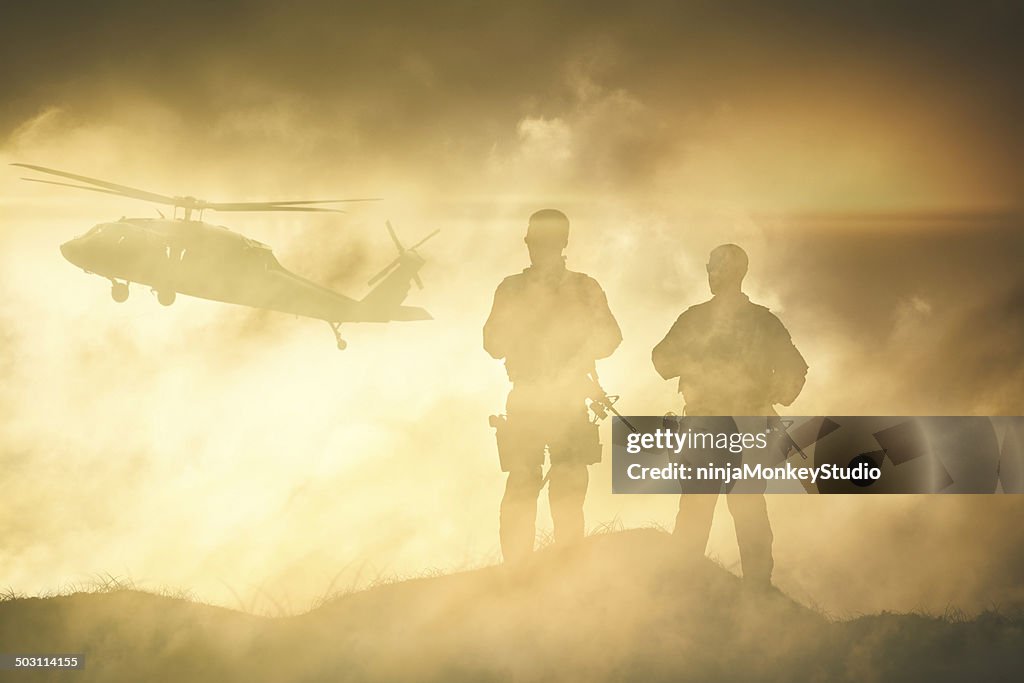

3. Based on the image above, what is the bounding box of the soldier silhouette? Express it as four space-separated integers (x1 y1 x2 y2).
652 244 807 587
485 209 622 564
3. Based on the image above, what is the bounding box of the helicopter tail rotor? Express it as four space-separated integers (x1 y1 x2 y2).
367 221 439 289
385 219 404 253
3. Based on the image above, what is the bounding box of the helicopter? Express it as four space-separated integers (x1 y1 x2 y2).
14 164 439 350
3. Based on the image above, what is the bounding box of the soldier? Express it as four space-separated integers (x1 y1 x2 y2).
652 244 807 587
484 209 622 564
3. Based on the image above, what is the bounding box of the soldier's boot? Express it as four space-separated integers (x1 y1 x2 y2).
727 492 775 588
673 493 718 564
500 467 543 564
549 463 589 545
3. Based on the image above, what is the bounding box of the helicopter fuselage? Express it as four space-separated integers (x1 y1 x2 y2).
60 217 363 322
17 162 432 349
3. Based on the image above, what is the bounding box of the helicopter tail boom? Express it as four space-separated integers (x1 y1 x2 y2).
389 305 432 321
356 221 437 322
357 253 428 319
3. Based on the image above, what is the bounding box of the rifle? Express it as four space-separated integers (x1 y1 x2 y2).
766 416 808 460
586 369 639 434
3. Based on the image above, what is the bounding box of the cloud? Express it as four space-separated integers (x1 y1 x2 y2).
0 1 1022 617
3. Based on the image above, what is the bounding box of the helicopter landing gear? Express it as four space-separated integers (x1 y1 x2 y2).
329 322 347 350
110 281 129 303
157 289 176 306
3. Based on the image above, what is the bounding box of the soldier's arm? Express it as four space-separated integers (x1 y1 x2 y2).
766 313 808 406
584 278 622 360
652 312 695 381
483 278 516 359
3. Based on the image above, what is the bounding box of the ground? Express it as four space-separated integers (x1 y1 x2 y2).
1 529 1021 682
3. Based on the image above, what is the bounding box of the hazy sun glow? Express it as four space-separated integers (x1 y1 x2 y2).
1 2 1022 617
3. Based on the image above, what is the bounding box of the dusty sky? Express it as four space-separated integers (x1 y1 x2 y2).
1 1 1022 616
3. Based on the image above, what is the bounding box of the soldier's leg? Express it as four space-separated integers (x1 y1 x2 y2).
547 409 600 545
673 415 731 562
498 388 547 564
500 466 543 564
726 491 774 586
549 463 589 544
674 491 719 561
728 424 775 586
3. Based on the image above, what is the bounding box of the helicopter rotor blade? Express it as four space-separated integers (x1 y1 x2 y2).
204 199 379 211
367 260 401 287
384 220 406 253
407 231 440 286
204 203 347 213
226 198 383 206
366 222 408 285
12 163 178 205
407 230 439 289
366 226 438 288
15 163 381 213
407 229 441 252
19 177 149 200
21 180 347 212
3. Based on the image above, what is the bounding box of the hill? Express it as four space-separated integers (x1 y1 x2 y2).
1 529 1021 681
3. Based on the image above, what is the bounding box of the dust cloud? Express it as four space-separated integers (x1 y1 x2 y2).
1 1 1022 617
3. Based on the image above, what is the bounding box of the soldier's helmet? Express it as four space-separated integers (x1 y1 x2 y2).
526 209 570 247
